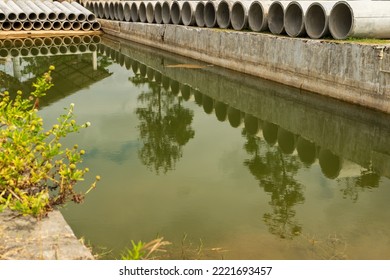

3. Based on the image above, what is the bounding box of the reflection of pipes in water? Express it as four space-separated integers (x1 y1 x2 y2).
170 80 180 95
319 148 343 179
132 60 140 75
244 113 259 135
146 67 155 82
124 56 132 70
139 63 147 78
277 128 296 155
215 101 228 122
194 89 203 106
30 47 39 56
0 49 8 58
228 106 242 128
202 95 214 114
146 2 158 24
50 46 59 55
20 48 29 56
262 121 278 146
161 75 170 90
154 70 162 84
296 136 317 166
180 84 191 101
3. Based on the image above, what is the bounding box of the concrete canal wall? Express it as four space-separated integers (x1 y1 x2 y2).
101 35 390 178
99 19 390 113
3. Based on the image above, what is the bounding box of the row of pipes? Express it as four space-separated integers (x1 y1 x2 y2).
0 35 101 57
0 0 101 31
84 0 390 40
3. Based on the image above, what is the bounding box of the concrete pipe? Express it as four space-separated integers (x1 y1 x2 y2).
131 2 141 22
194 1 205 27
268 1 289 35
0 1 18 22
304 2 335 39
25 0 48 21
162 1 172 24
231 0 252 31
171 0 184 25
52 21 62 31
32 21 43 30
91 21 101 31
82 21 91 30
248 1 272 32
62 1 87 22
4 0 27 21
0 9 6 22
42 21 52 31
2 21 11 30
139 1 148 23
181 1 197 26
72 21 81 31
61 21 72 31
2 39 12 48
22 21 33 31
43 1 66 21
103 2 110 19
33 0 56 21
14 0 38 21
329 1 390 40
23 38 34 47
204 0 218 28
217 0 234 29
124 2 131 21
146 2 158 24
116 2 125 21
154 1 163 24
285 1 312 37
227 107 242 128
82 35 91 44
71 1 97 22
53 1 77 22
12 21 23 31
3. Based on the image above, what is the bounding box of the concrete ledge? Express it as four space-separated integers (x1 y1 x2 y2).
0 210 93 260
100 19 390 113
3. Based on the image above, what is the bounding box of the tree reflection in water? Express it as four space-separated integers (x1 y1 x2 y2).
130 73 195 174
242 124 304 239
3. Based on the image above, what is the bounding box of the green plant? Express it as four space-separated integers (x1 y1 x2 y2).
0 66 99 218
120 238 171 260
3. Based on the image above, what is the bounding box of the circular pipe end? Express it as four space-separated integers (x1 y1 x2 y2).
285 2 305 37
329 1 353 40
231 2 246 31
268 2 285 35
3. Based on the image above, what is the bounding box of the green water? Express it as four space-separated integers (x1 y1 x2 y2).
2 35 390 259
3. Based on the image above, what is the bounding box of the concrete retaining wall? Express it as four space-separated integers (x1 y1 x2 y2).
100 19 390 113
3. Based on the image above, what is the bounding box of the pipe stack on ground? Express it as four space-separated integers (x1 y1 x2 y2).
0 0 101 31
85 0 390 40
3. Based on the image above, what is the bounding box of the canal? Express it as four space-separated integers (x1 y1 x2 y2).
2 35 390 259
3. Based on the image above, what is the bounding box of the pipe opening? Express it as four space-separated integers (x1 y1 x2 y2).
18 12 27 21
131 3 139 22
2 21 11 31
28 13 38 22
82 22 91 31
285 3 303 37
50 46 59 55
231 2 245 31
117 3 125 21
7 12 17 22
305 4 327 39
52 21 62 31
204 2 217 28
38 12 47 21
139 2 147 23
48 12 56 21
43 21 52 30
124 2 131 21
146 3 155 23
92 21 101 31
329 2 352 40
217 1 231 29
72 21 81 31
67 13 77 22
182 2 193 26
57 12 66 21
195 2 204 27
33 21 43 30
248 2 264 31
171 2 181 25
162 2 171 24
155 3 163 24
12 21 23 31
268 2 284 34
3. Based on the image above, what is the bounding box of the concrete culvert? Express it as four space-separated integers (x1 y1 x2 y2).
131 2 141 22
124 2 132 22
12 21 23 31
231 1 252 31
91 21 101 31
42 21 52 31
217 0 233 29
248 1 272 32
61 21 72 31
22 21 32 31
25 1 48 21
195 1 205 27
52 21 62 31
33 21 43 30
268 1 288 35
72 21 81 31
139 2 147 23
305 2 335 39
4 0 26 21
162 1 172 24
117 2 125 21
329 1 390 39
182 1 197 26
285 1 312 37
146 2 157 24
204 0 218 28
171 1 184 25
33 1 56 21
155 2 163 24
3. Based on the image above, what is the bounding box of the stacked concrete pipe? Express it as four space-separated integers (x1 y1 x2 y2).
204 0 219 28
171 0 185 25
230 0 251 31
329 1 390 39
162 1 172 24
154 1 163 24
181 1 197 26
248 1 272 32
284 1 312 37
305 1 336 39
146 2 157 23
268 1 289 35
217 0 234 29
194 1 205 27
